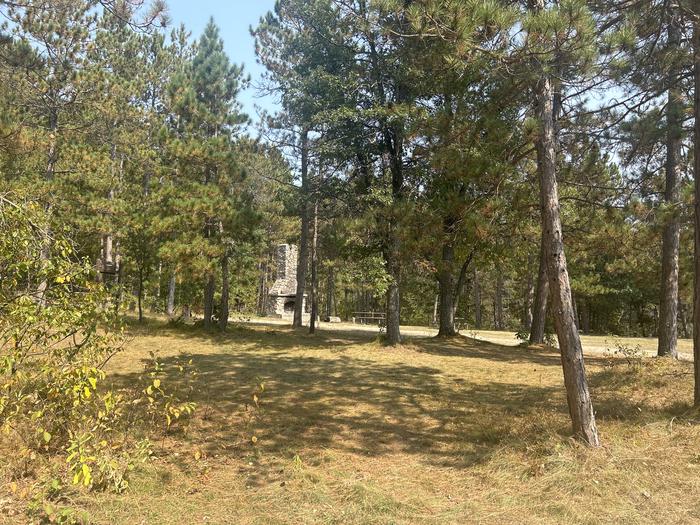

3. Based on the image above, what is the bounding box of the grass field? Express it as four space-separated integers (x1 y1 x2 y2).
246 317 696 360
4 319 700 524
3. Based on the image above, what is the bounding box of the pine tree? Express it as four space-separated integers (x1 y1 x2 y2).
597 0 692 357
525 0 600 446
691 4 700 405
163 18 248 328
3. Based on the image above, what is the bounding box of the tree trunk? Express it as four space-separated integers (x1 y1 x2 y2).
137 266 144 323
437 281 457 337
522 256 535 330
494 267 504 330
102 150 123 292
114 256 123 316
365 13 404 346
437 236 458 337
344 288 350 321
256 260 265 315
533 31 599 445
384 166 403 344
257 247 272 316
679 297 689 339
310 200 319 334
325 266 335 319
293 128 310 328
580 298 591 334
37 110 58 306
473 267 482 329
37 243 50 307
432 295 439 327
203 273 215 328
530 232 549 344
386 275 401 343
658 15 682 359
98 233 114 285
219 253 229 331
152 261 162 313
693 15 700 405
452 252 474 324
166 272 176 319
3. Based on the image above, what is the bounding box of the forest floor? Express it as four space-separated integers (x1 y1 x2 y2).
4 319 700 524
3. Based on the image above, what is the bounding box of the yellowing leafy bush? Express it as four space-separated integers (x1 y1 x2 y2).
0 195 194 498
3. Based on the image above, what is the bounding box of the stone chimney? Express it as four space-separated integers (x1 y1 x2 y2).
267 244 307 318
277 244 297 281
270 244 298 296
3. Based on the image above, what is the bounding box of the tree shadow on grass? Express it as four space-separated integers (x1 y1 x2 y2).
415 334 616 369
111 321 695 486
414 334 693 424
125 318 376 353
588 362 697 423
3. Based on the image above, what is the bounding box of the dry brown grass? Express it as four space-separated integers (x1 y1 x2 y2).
3 319 700 524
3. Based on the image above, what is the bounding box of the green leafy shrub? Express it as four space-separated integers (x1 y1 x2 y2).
604 337 643 369
1 195 122 458
139 351 198 430
515 329 556 346
0 195 194 498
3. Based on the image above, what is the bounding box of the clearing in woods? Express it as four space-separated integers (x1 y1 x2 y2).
17 320 700 524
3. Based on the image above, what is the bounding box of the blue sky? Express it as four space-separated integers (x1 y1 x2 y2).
166 0 278 119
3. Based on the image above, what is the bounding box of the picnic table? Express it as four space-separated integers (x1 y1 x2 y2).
353 311 386 326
